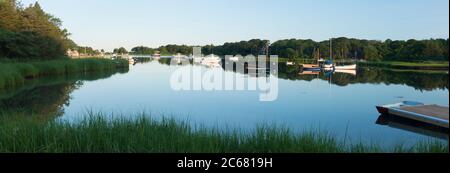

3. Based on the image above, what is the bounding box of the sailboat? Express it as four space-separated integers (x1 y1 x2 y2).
333 39 357 70
301 47 321 71
322 38 335 70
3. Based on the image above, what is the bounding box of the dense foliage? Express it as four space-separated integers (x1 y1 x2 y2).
0 0 75 59
271 38 449 61
128 38 448 62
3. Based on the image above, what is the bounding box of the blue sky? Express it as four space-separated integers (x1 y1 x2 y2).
21 0 449 51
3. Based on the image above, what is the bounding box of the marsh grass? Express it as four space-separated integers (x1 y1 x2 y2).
0 113 447 153
358 61 449 70
0 58 128 89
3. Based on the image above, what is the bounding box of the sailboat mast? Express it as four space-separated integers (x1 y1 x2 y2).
330 38 332 60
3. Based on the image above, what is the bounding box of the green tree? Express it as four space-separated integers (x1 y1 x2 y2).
0 0 21 31
113 47 128 55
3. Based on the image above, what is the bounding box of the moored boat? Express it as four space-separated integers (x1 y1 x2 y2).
201 54 221 64
128 58 135 64
335 64 357 70
376 101 449 128
301 64 321 71
334 69 357 75
229 56 239 62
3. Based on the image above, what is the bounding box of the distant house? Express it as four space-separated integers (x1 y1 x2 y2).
66 49 80 58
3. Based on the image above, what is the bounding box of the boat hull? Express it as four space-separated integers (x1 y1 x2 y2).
335 64 357 70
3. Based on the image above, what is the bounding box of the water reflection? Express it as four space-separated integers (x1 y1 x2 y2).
0 58 447 145
0 70 128 120
146 57 448 91
376 114 449 140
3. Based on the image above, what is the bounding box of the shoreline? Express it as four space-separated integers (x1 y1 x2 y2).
0 58 129 90
277 58 449 70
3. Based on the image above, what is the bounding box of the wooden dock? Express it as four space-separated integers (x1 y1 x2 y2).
377 102 449 128
400 105 449 121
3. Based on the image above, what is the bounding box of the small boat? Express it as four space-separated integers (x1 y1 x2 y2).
321 60 334 69
301 64 321 71
334 69 357 76
201 54 221 67
152 53 161 60
201 54 221 64
376 101 449 128
128 58 135 64
229 56 239 62
335 64 357 70
286 61 295 66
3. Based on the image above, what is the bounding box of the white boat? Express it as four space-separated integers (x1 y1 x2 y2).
152 53 161 60
334 69 357 76
201 54 221 65
376 101 449 128
229 56 239 62
128 58 135 64
335 64 357 70
286 62 295 66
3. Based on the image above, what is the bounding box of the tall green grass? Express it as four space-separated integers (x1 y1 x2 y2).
0 58 128 89
0 113 447 153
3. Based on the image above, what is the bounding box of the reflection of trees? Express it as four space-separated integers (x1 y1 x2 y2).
0 83 79 120
353 68 449 91
277 64 449 91
159 60 448 91
0 69 128 121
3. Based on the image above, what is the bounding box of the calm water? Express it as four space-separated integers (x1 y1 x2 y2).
1 59 449 147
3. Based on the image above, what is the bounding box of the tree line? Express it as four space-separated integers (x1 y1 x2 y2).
271 38 449 61
0 0 77 59
126 37 448 62
2 0 446 62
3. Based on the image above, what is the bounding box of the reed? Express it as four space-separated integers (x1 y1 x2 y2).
0 113 447 153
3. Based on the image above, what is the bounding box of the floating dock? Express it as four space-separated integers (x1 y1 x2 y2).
376 101 449 128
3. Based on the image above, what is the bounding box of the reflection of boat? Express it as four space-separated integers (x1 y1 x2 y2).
335 69 357 76
376 114 449 140
376 101 449 128
152 52 161 59
335 64 357 70
193 56 203 63
172 53 187 64
204 62 221 68
299 71 320 75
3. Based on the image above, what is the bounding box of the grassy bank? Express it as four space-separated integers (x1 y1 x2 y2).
0 114 447 153
357 61 449 70
278 58 449 70
0 58 128 89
